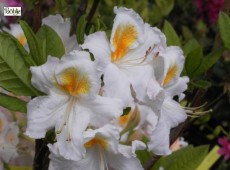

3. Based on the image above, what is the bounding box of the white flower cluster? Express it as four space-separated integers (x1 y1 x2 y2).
0 111 19 170
25 7 189 170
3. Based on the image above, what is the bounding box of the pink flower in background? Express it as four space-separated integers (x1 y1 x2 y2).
218 137 230 160
0 0 24 23
195 0 225 24
6 0 23 7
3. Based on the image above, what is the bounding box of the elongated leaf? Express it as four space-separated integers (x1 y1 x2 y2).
183 38 200 57
152 145 209 170
36 25 65 59
196 146 220 170
185 47 203 78
20 20 44 65
190 80 212 89
218 12 230 51
156 0 174 16
193 49 223 77
0 93 27 112
163 20 181 47
0 32 40 96
76 14 87 44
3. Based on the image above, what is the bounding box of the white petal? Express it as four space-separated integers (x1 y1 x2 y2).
165 76 189 97
111 7 145 51
0 145 18 162
161 97 187 128
56 106 90 161
54 57 101 98
61 50 91 62
30 56 60 94
25 92 68 138
125 65 154 103
85 95 124 128
103 63 132 106
160 46 185 87
84 124 120 154
147 78 164 101
107 151 144 170
118 141 146 159
81 31 111 72
148 121 171 155
48 144 77 170
137 105 158 135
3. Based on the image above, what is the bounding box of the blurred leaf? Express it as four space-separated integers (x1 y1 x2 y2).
156 0 174 16
136 149 153 166
163 20 181 46
218 12 230 51
193 49 223 77
183 38 200 56
0 32 40 96
149 6 163 24
76 14 87 44
36 25 65 59
196 146 220 170
213 126 222 136
0 93 27 113
185 47 202 78
20 20 44 65
182 26 193 41
191 80 212 89
121 107 131 116
152 145 209 170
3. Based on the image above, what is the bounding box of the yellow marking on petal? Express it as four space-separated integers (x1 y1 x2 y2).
17 34 26 46
119 111 131 127
111 24 138 62
57 67 91 96
163 64 178 86
84 137 108 149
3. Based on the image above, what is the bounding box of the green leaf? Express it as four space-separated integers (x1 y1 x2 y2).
121 107 131 116
36 25 65 59
196 146 220 170
155 0 174 16
163 20 181 46
152 145 209 170
0 32 40 96
136 149 153 166
218 12 230 51
183 38 200 57
192 49 223 77
76 14 87 44
190 80 212 89
0 93 27 112
20 20 44 65
185 47 203 78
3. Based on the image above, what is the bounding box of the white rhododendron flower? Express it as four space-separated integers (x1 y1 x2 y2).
25 50 124 161
0 111 19 164
49 124 144 170
24 6 190 170
82 7 166 106
148 46 189 155
42 15 80 53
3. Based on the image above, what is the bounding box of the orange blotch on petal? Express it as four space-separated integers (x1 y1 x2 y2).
84 137 108 149
163 64 178 86
118 112 131 127
17 34 26 46
111 24 138 62
57 67 91 96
